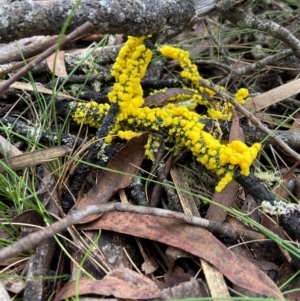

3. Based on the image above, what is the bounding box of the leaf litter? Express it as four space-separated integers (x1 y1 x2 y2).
2 2 300 300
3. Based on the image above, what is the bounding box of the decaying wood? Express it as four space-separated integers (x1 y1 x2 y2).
0 45 119 79
0 21 93 94
0 0 217 43
23 166 61 301
0 146 71 173
0 36 59 64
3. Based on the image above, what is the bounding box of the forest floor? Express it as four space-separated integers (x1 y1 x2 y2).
0 0 300 300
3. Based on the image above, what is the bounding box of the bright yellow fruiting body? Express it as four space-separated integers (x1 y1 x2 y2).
235 88 249 105
160 46 202 84
117 130 139 140
71 37 261 192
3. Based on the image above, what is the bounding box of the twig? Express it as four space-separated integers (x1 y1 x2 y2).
0 1 217 43
217 3 300 59
0 202 266 262
0 21 94 95
217 49 294 86
0 146 71 173
129 175 149 206
199 79 300 162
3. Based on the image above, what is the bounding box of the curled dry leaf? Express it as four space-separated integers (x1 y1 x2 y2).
159 278 210 299
164 266 194 288
54 267 160 301
141 256 159 274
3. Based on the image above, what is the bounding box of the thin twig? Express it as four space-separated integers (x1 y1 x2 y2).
0 202 265 262
217 49 294 86
0 21 94 95
217 3 300 59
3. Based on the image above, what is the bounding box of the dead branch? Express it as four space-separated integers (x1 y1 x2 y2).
216 0 300 59
0 21 93 94
0 0 217 43
0 202 265 262
0 36 59 65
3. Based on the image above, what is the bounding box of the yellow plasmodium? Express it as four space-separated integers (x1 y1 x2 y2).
71 37 261 192
72 101 110 128
117 130 139 140
160 46 249 121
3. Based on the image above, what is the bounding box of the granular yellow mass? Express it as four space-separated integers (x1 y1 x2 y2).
71 36 261 192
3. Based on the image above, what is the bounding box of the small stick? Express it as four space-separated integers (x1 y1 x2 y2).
0 202 266 262
0 146 71 173
217 49 293 86
0 21 94 95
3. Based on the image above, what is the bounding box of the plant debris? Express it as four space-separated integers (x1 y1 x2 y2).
0 1 300 300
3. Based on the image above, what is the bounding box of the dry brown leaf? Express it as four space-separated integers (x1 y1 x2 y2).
169 165 229 298
144 88 193 106
54 268 160 301
70 133 148 223
11 210 44 227
261 215 289 241
46 50 68 77
159 278 209 299
205 181 240 221
231 246 280 273
80 211 284 299
141 256 159 274
229 112 245 143
164 266 194 287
